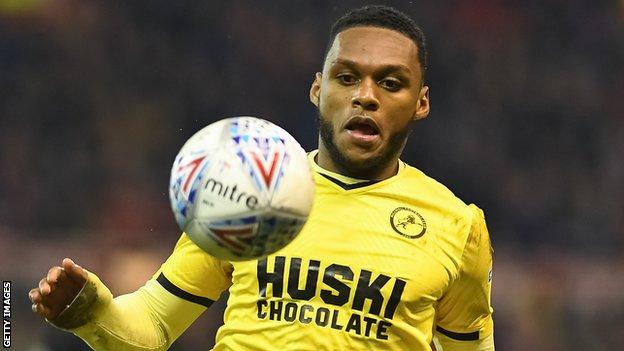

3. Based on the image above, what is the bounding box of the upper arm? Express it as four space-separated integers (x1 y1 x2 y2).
156 232 233 304
434 205 494 350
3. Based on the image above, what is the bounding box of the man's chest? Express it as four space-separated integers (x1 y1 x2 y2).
227 191 464 333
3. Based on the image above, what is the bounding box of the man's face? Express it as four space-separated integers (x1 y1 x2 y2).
310 26 429 179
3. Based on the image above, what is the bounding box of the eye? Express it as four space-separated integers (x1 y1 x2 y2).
379 78 402 92
336 73 358 85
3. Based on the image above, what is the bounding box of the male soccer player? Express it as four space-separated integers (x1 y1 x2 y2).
30 5 494 350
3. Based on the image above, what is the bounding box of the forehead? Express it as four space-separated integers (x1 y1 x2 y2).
324 26 419 72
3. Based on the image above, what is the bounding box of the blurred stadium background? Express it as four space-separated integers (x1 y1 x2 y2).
1 0 623 350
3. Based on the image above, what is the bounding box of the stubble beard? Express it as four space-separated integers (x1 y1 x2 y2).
316 111 411 179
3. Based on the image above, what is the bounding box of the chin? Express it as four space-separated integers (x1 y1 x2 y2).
334 146 390 178
343 148 381 164
318 113 404 178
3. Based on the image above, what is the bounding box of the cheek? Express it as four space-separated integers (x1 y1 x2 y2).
390 94 418 114
380 100 416 134
320 89 350 120
385 94 417 113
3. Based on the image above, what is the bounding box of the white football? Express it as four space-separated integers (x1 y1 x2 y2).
169 117 315 261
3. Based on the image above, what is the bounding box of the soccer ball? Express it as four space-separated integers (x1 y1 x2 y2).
169 117 315 261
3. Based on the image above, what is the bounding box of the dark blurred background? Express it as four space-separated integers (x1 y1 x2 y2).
1 0 623 350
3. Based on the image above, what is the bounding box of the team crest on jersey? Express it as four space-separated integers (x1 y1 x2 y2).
390 207 427 239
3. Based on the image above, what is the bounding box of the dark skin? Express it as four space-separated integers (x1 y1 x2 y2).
311 26 430 180
29 26 431 322
29 258 87 320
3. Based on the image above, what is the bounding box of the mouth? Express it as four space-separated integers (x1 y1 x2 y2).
344 116 381 144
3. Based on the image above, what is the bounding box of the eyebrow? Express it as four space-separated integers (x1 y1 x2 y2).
331 58 412 74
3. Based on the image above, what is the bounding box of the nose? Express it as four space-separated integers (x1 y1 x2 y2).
351 78 379 111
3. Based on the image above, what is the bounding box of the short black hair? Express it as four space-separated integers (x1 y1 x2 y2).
326 5 428 81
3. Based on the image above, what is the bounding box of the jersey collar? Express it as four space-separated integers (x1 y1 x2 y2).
307 150 405 191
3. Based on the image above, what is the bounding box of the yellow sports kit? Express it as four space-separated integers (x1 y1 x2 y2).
56 150 494 350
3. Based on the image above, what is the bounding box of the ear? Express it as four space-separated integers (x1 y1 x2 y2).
413 85 430 120
309 72 322 107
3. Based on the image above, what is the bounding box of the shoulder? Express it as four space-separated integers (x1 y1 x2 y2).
400 163 475 219
399 164 487 265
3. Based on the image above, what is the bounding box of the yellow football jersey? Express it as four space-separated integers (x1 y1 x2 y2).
157 150 494 350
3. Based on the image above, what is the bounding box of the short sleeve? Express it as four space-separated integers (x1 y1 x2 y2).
434 204 494 343
155 233 233 305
